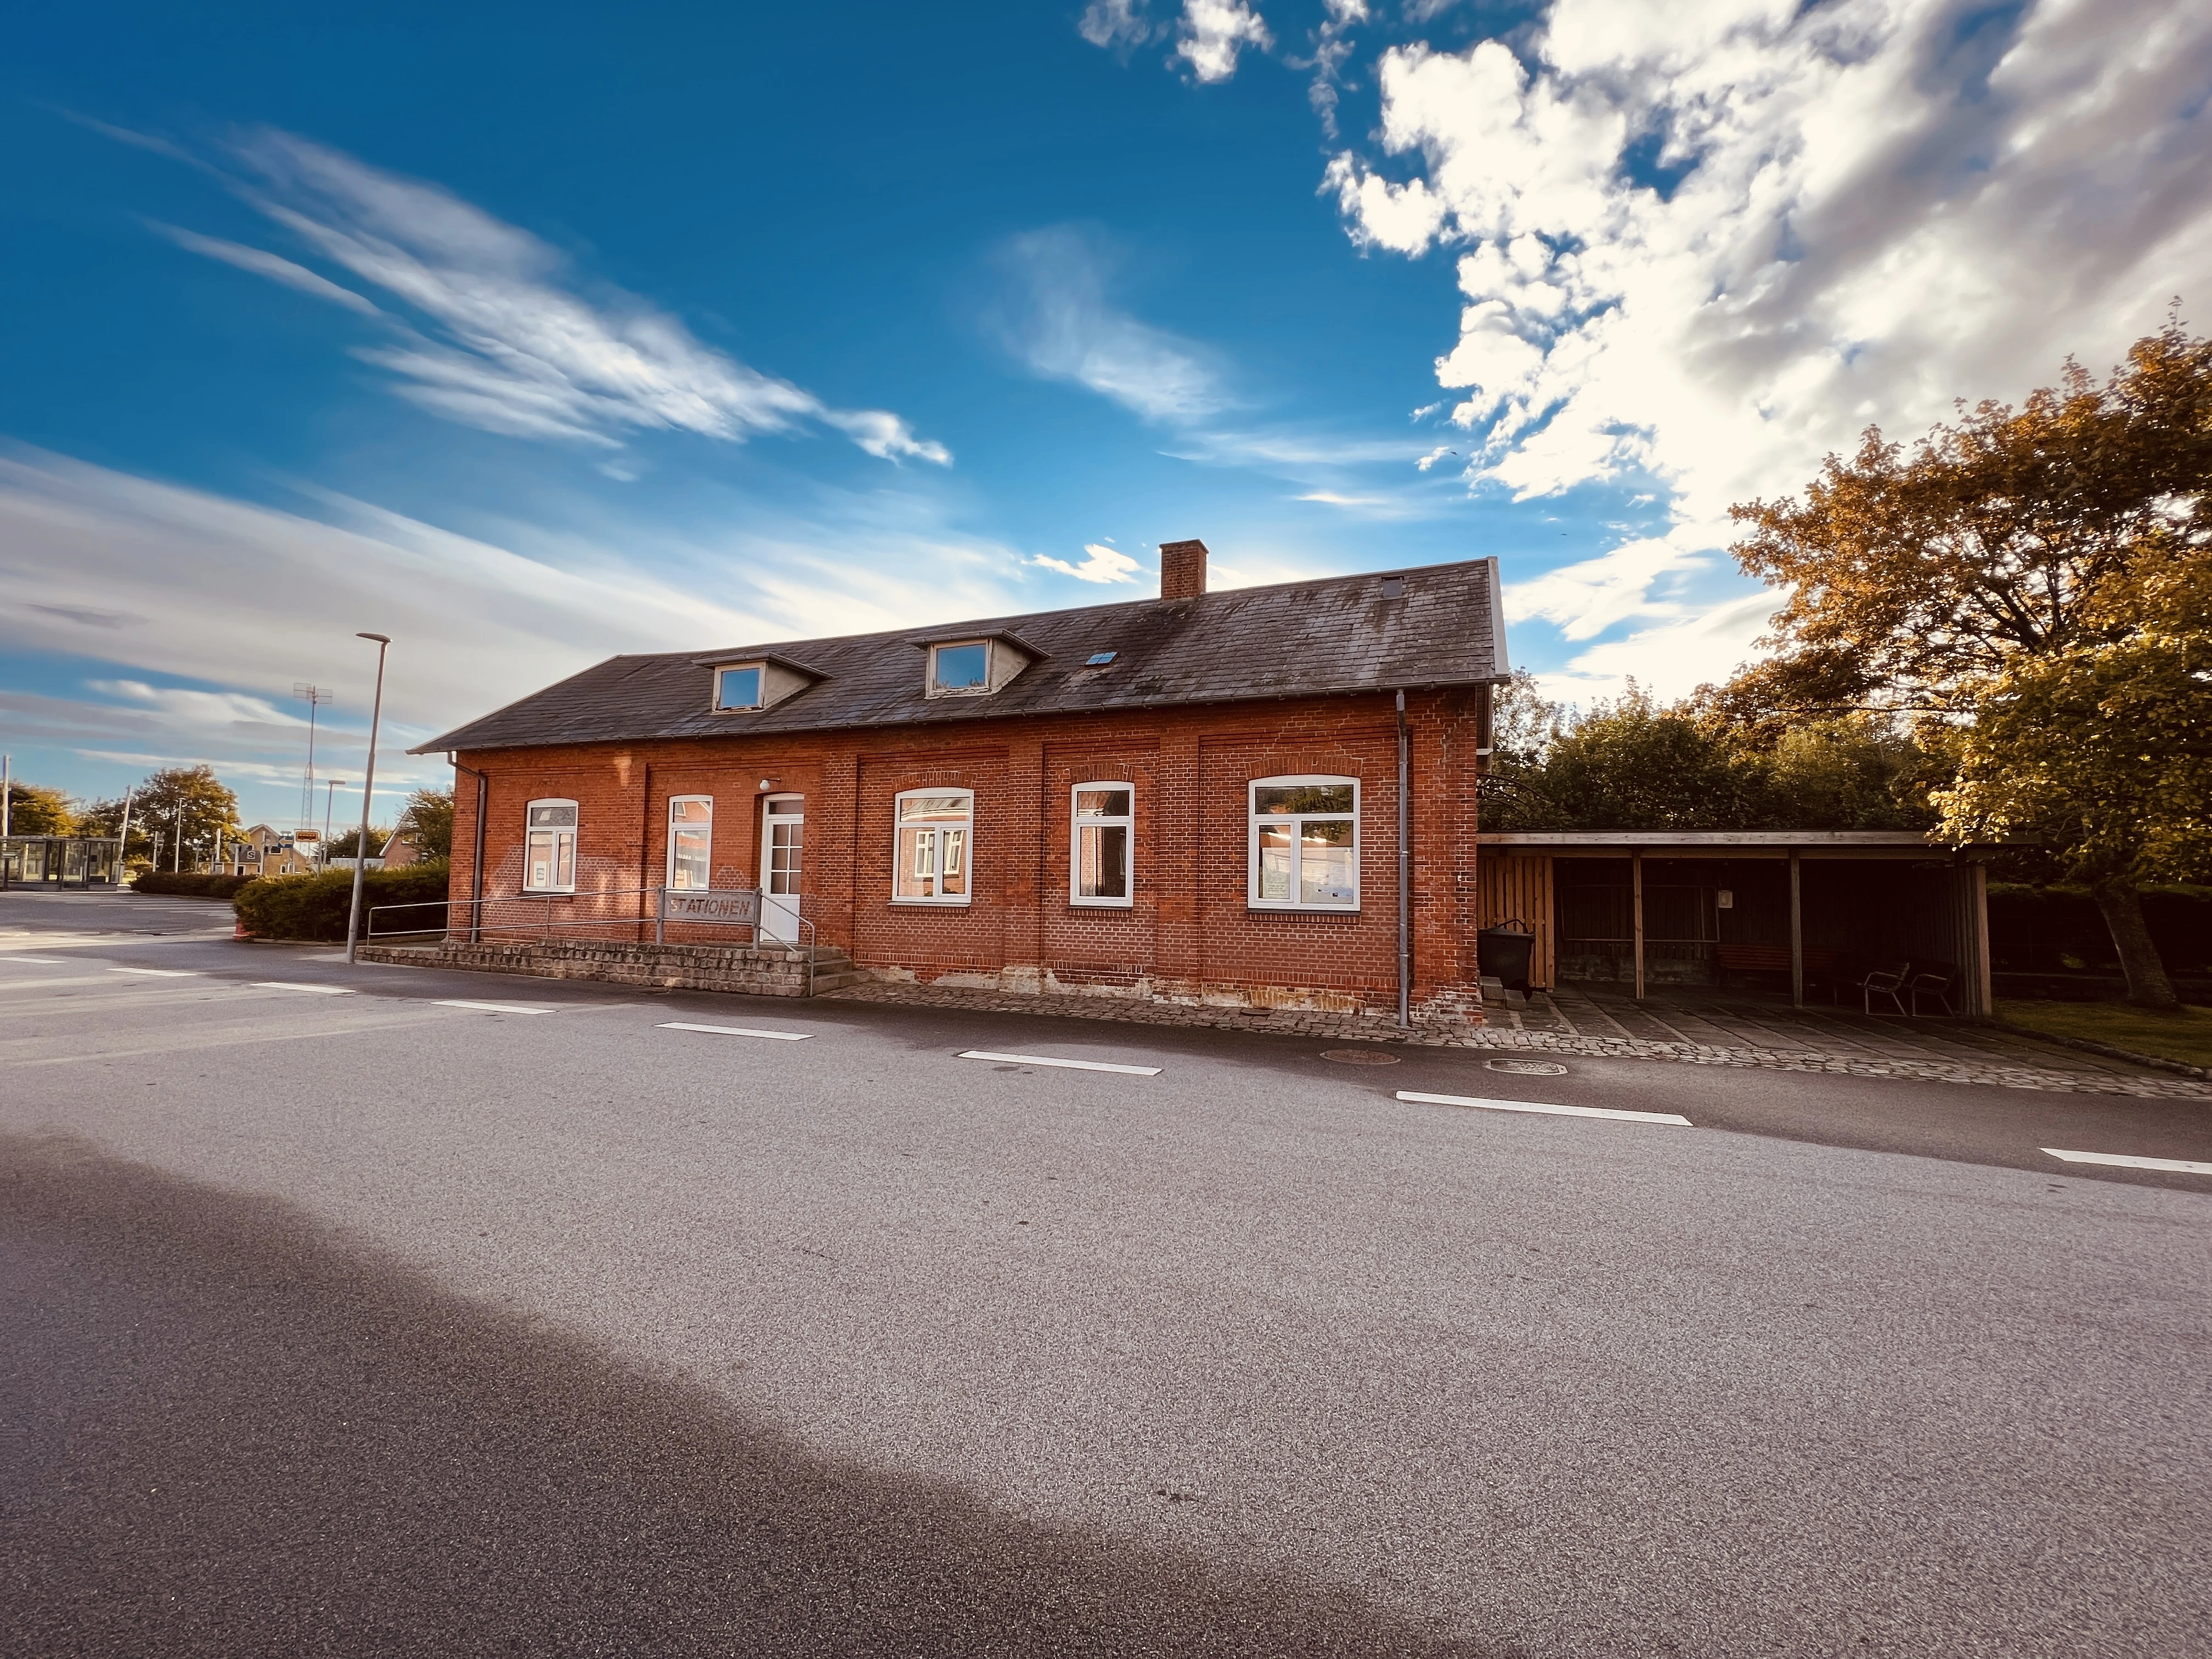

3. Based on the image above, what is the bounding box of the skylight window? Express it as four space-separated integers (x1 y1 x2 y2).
1086 651 1117 666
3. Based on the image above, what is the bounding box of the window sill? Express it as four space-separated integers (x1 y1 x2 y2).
521 890 577 899
1069 898 1135 910
1246 902 1362 915
889 896 973 907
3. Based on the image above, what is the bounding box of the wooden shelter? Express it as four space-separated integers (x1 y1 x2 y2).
1475 831 1994 1015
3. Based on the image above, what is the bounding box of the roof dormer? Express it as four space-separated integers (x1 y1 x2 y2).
694 653 822 714
915 630 1041 699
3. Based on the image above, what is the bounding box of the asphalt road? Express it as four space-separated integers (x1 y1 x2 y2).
4 890 2209 1656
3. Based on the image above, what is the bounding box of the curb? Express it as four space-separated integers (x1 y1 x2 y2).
1979 1019 2211 1082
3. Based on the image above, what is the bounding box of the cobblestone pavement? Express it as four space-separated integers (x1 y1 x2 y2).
822 979 2212 1100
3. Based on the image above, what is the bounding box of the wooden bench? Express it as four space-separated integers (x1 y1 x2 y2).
1714 943 1838 985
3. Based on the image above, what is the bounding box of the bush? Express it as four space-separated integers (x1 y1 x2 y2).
133 870 259 899
233 861 451 942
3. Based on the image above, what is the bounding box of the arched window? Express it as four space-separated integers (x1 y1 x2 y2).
1248 777 1358 911
524 799 578 893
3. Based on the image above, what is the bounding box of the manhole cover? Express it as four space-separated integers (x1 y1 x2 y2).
1486 1058 1568 1075
1321 1049 1401 1065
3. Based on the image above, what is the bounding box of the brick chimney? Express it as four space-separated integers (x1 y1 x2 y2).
1159 539 1209 601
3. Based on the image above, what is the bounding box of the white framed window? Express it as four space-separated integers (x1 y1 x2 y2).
524 799 578 893
714 664 764 710
1249 777 1358 911
1070 783 1133 907
928 640 991 696
893 789 973 904
667 796 712 891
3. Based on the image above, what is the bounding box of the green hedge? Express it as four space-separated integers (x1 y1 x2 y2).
233 861 452 942
133 870 259 899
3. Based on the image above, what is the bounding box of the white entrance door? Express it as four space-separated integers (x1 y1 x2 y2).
761 795 804 943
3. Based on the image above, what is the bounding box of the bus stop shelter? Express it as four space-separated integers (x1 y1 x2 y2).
1475 831 1994 1017
1 836 125 890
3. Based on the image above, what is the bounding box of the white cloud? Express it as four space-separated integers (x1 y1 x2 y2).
147 222 383 315
0 445 1030 802
146 128 949 465
1324 0 2212 559
1177 0 1272 83
1505 536 1706 642
1537 590 1780 706
1030 542 1142 583
989 227 1229 422
1079 0 1153 49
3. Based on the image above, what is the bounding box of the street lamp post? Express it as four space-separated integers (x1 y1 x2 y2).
345 634 391 964
321 779 345 872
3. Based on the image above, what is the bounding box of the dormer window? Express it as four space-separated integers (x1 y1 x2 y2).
714 664 765 710
930 641 990 694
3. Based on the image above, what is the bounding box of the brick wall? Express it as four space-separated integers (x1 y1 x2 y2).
448 690 1489 1022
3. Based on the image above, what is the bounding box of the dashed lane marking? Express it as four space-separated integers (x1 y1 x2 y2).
658 1022 812 1041
111 967 202 978
957 1049 1162 1076
2044 1148 2212 1175
0 957 71 964
251 981 356 996
434 999 556 1015
1396 1090 1692 1126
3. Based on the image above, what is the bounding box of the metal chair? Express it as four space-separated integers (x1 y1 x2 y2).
1908 962 1958 1017
1852 961 1912 1015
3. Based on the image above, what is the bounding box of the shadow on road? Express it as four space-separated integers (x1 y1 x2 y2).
1 1133 1503 1657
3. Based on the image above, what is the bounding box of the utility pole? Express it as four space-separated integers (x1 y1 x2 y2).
346 633 391 963
2 752 10 838
117 786 134 875
321 780 345 872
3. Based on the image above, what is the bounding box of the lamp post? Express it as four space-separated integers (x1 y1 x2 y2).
345 633 391 964
321 779 345 872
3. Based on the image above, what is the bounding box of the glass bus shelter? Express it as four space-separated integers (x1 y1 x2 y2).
0 837 124 889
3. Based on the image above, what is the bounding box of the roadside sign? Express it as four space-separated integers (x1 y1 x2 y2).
659 888 762 925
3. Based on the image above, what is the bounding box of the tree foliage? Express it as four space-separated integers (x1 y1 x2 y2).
1723 318 2212 1005
398 786 456 859
1481 678 1937 833
3 780 77 836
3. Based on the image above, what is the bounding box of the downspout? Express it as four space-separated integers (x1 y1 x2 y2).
1397 690 1411 1030
449 753 488 945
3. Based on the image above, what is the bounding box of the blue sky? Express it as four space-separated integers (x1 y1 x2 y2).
3 0 2206 829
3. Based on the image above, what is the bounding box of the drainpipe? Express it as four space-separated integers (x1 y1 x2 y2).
1397 690 1411 1030
449 753 489 945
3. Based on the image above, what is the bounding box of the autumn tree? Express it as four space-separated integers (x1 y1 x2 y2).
120 765 244 872
1728 319 2212 1006
3 780 77 836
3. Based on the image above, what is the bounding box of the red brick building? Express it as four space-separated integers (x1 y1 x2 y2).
417 541 1510 1025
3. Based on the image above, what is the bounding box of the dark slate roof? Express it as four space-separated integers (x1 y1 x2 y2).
415 555 1509 754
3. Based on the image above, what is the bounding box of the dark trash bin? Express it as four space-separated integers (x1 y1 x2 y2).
1479 921 1537 1000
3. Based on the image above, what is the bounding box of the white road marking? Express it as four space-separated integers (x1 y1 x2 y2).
252 981 356 995
0 957 70 964
1396 1090 1693 1126
433 999 556 1014
111 967 202 978
2044 1148 2212 1175
658 1022 811 1041
958 1049 1162 1076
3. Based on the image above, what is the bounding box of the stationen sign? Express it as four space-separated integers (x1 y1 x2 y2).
659 888 761 925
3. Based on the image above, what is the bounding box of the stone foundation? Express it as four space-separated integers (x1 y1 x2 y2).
357 939 820 996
